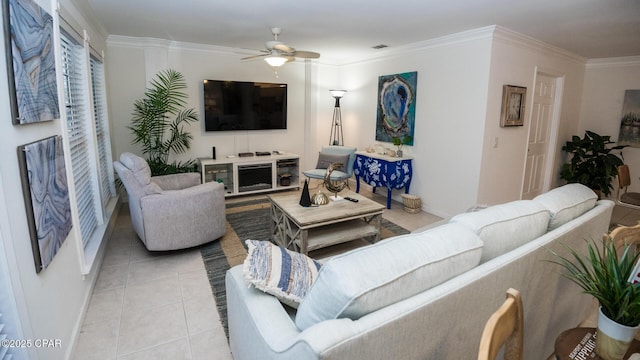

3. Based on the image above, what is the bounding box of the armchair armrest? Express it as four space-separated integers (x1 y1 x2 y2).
139 181 225 250
151 172 201 190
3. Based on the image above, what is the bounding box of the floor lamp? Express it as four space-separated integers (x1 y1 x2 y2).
329 90 346 146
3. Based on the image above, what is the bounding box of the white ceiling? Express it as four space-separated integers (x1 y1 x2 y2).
78 0 640 64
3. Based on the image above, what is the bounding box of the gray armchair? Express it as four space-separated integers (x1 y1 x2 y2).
113 152 226 251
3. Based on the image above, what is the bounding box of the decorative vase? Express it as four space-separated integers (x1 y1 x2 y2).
396 149 403 157
596 307 640 360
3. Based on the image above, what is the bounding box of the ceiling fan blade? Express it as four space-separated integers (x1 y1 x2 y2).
241 53 268 60
273 43 295 53
293 50 320 59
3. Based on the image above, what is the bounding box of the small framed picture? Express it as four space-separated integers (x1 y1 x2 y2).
500 85 527 127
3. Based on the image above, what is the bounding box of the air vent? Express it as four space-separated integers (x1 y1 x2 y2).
372 44 388 50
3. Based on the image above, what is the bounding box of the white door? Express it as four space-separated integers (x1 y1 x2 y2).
522 74 557 200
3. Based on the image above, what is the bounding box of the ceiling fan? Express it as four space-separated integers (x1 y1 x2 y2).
242 27 320 67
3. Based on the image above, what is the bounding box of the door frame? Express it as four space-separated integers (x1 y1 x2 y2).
521 67 565 198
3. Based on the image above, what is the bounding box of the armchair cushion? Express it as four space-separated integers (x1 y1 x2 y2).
119 152 151 185
316 152 350 170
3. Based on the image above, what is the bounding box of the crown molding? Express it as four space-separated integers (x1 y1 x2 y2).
492 25 586 65
106 35 237 55
586 56 640 69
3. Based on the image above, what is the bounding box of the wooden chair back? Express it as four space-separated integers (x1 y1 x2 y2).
478 288 523 360
619 164 632 189
605 221 640 255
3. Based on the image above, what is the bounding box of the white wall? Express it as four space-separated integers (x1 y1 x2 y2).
104 26 600 219
579 57 640 195
478 27 587 205
0 0 111 358
337 28 494 218
106 37 320 172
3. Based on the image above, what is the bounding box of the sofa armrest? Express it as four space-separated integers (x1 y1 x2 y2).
226 266 360 359
151 172 201 190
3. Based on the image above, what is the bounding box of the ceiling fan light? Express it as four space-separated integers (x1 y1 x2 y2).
265 55 288 67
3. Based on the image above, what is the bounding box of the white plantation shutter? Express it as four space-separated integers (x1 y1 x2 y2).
61 30 98 246
90 55 115 205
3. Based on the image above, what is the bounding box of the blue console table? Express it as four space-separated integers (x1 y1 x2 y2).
353 151 413 209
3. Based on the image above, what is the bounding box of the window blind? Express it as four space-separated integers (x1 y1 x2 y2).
61 31 98 246
90 55 114 206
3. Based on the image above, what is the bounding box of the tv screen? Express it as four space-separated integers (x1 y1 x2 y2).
203 80 287 131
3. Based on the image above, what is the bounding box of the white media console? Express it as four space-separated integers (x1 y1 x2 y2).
197 153 300 197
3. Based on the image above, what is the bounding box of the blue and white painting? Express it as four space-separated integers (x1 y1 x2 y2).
375 71 417 145
21 136 72 272
6 0 59 124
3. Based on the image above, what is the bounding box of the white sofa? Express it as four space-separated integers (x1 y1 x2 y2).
225 184 614 359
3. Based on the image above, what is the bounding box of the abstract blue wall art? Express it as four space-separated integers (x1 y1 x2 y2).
3 0 59 125
618 90 640 148
375 71 417 145
18 136 72 272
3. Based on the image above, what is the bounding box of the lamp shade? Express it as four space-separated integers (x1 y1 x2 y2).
330 89 347 98
265 55 288 67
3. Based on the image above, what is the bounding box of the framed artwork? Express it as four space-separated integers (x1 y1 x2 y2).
618 90 640 148
18 136 72 272
3 0 59 125
375 71 417 145
500 85 527 127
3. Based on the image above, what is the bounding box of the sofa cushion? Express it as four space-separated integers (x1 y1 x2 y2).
243 240 322 308
450 200 549 263
316 152 350 170
532 183 597 230
295 223 483 330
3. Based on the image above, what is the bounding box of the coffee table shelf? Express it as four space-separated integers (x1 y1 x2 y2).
297 220 379 253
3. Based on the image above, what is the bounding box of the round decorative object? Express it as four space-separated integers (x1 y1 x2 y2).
324 163 348 195
311 191 329 206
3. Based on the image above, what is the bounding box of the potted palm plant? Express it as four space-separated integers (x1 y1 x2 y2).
549 238 640 359
560 131 626 198
129 69 199 175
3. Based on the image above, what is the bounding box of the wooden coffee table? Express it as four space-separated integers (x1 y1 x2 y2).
267 190 386 254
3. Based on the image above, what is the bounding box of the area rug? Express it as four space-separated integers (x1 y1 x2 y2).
200 196 410 338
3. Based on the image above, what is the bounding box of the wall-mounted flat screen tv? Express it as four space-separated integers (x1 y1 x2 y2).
203 80 287 131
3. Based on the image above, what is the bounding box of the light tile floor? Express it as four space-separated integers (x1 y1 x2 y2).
72 187 439 360
73 190 640 360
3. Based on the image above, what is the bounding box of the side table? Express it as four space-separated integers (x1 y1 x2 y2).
554 327 640 359
353 151 413 209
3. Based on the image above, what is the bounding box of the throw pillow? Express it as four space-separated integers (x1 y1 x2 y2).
316 152 350 170
243 240 322 308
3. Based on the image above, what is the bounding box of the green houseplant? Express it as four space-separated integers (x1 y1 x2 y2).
549 238 640 359
129 69 199 175
560 131 626 198
392 135 412 157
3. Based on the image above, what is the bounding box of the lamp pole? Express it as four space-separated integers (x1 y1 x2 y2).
329 90 346 146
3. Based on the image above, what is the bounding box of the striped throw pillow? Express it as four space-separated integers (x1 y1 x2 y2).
243 240 322 308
